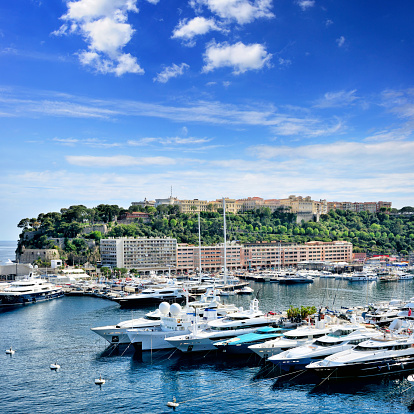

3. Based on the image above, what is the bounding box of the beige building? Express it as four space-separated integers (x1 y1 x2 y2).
177 199 210 214
176 240 353 272
100 237 177 272
327 201 392 213
18 248 60 264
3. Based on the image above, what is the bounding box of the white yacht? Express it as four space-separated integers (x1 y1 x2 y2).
0 275 64 306
91 308 163 345
92 288 237 346
306 332 414 380
126 294 240 352
348 271 378 282
164 299 282 353
268 325 377 371
248 319 336 359
277 272 314 284
116 286 187 308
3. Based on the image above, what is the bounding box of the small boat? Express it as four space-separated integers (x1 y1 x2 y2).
95 376 105 385
50 362 60 370
235 286 254 295
167 397 179 408
5 347 15 355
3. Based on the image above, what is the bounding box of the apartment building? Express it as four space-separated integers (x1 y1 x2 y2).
327 201 392 213
178 199 210 214
100 237 177 272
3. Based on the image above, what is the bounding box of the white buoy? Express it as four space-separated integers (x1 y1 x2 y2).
95 375 105 385
167 397 179 408
408 375 414 382
50 362 60 370
6 347 15 355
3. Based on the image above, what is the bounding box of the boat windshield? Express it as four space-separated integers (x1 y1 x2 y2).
314 339 340 347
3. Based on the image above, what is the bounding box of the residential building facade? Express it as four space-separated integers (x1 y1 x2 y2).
100 237 177 272
102 237 353 273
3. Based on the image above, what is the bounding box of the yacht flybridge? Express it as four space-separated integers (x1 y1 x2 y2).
0 275 63 306
306 331 414 380
164 299 282 353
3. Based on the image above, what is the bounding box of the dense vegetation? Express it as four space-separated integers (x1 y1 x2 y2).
16 203 414 265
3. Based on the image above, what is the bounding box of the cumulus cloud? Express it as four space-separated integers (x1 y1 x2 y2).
191 0 274 25
202 41 272 74
172 17 224 46
153 63 189 83
55 0 144 76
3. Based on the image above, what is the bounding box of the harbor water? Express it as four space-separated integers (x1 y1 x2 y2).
2 242 414 413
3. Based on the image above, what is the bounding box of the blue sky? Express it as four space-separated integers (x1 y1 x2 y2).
1 0 414 241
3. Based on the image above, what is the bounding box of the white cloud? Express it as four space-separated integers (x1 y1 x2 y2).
314 90 358 108
297 0 315 11
203 41 272 74
326 19 333 27
336 36 346 47
172 17 223 45
127 136 212 146
153 63 189 83
192 0 274 24
271 117 344 137
278 57 291 68
250 141 414 169
56 0 143 76
66 155 176 167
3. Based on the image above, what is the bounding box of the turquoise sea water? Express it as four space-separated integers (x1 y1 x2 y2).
2 275 414 413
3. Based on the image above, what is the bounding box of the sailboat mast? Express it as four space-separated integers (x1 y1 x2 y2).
198 212 202 282
222 198 227 285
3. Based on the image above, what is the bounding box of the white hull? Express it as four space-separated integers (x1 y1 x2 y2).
91 320 161 345
128 328 193 351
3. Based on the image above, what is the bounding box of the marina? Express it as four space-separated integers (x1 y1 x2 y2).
3 242 414 412
3 284 414 411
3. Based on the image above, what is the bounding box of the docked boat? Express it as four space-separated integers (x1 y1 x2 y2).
348 271 378 282
268 325 377 371
0 275 64 306
126 296 240 352
92 288 237 346
91 308 163 345
213 326 286 354
235 286 254 295
248 319 336 359
277 272 314 284
116 286 187 308
306 332 414 380
164 299 282 353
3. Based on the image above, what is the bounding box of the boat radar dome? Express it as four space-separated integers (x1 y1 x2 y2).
159 302 171 315
170 303 182 317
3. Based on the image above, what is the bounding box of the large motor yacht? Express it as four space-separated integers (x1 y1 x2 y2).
0 275 64 306
116 286 187 308
164 299 282 353
268 325 377 371
248 319 336 359
306 331 414 380
92 288 238 346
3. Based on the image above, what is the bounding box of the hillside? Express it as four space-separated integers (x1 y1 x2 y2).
16 204 414 265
